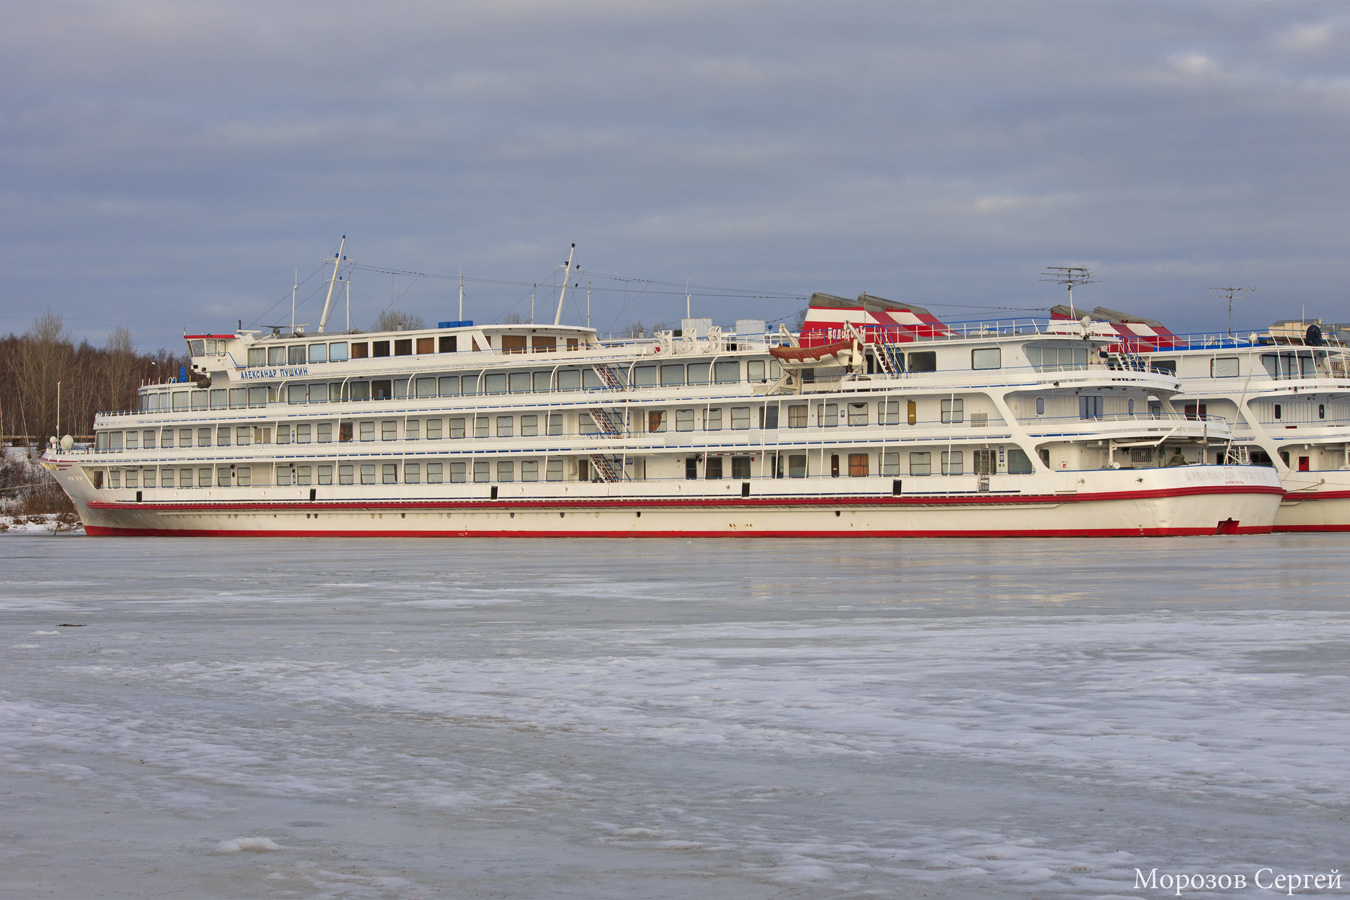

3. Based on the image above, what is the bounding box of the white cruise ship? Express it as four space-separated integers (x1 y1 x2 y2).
1064 306 1350 532
42 284 1283 537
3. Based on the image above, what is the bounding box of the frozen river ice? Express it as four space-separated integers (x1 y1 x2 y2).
1 535 1348 899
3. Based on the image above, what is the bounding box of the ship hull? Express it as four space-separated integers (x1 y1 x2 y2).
1272 471 1350 532
55 463 1283 537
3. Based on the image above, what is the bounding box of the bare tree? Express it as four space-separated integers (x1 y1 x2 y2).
13 309 71 441
502 312 522 325
371 309 426 332
622 321 648 339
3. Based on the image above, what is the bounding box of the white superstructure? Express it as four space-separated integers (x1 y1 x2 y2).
42 290 1283 537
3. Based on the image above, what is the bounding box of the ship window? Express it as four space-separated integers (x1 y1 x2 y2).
329 342 348 362
268 346 285 365
747 360 766 381
1152 358 1176 375
1211 356 1239 377
714 361 739 384
426 463 442 484
308 344 326 364
1274 404 1282 420
533 371 551 392
509 371 531 393
497 416 513 437
547 413 562 436
521 415 538 437
660 364 685 386
731 407 750 430
143 430 156 449
318 422 332 443
732 456 751 479
546 459 563 481
910 452 931 476
475 416 489 438
360 421 375 441
373 341 390 357
382 464 397 484
191 391 207 410
449 417 465 439
941 399 963 423
415 337 433 354
907 351 937 372
484 373 507 394
318 465 331 485
1319 404 1325 419
286 345 304 365
818 402 838 427
276 425 291 445
788 454 807 478
248 347 265 367
942 451 963 475
633 365 658 387
360 464 375 485
685 457 698 479
248 386 268 407
254 426 271 444
229 388 246 408
414 377 436 398
179 428 192 447
338 422 352 442
1081 396 1105 420
125 431 139 449
394 339 412 356
788 404 807 428
848 402 868 426
706 457 724 479
371 380 392 400
190 340 205 356
849 453 869 477
1182 402 1206 421
1036 397 1044 415
558 369 582 391
109 469 121 489
210 389 227 409
521 460 539 482
310 383 328 403
579 413 598 435
450 462 467 483
296 424 311 443
497 461 515 482
405 420 419 441
879 400 899 425
381 421 397 441
171 392 188 411
582 369 602 390
425 418 441 440
706 408 722 430
339 465 353 485
237 426 251 445
439 336 456 353
217 426 230 446
159 468 171 487
881 451 900 476
404 463 420 484
288 384 307 404
438 376 459 396
1008 447 1033 474
350 342 369 359
647 410 666 433
972 348 1001 370
296 466 311 486
532 336 555 352
687 362 710 385
143 469 155 488
473 461 490 483
501 335 527 354
180 467 194 487
759 405 778 429
197 468 211 488
676 409 694 431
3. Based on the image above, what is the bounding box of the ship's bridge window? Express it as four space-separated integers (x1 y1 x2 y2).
660 364 685 386
1211 356 1239 377
501 335 527 354
633 365 658 387
190 340 205 356
439 336 456 353
972 348 1001 370
532 336 555 352
687 362 710 385
1028 345 1089 371
416 337 433 354
248 347 265 367
329 342 349 362
907 351 937 372
351 342 369 359
268 346 285 365
309 344 327 364
373 341 390 357
715 361 739 383
558 369 582 391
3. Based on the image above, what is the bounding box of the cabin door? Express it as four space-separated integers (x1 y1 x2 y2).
975 448 992 492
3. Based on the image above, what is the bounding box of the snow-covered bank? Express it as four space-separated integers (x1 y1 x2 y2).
0 512 82 534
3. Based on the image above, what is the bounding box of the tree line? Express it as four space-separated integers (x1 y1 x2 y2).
0 311 187 445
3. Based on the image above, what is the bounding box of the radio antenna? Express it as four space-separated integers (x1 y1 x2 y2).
1041 266 1095 318
1206 285 1253 336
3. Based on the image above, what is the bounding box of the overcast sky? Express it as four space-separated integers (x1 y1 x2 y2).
4 1 1350 352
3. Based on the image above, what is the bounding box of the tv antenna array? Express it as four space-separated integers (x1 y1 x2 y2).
1041 266 1095 318
1206 285 1253 336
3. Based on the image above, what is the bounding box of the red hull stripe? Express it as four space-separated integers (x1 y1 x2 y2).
86 483 1283 515
83 525 1274 538
1280 490 1350 501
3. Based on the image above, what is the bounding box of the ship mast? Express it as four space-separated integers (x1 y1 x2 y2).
317 235 346 334
553 244 575 326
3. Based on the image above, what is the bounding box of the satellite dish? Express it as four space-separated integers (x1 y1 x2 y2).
60 435 74 451
1306 324 1324 346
